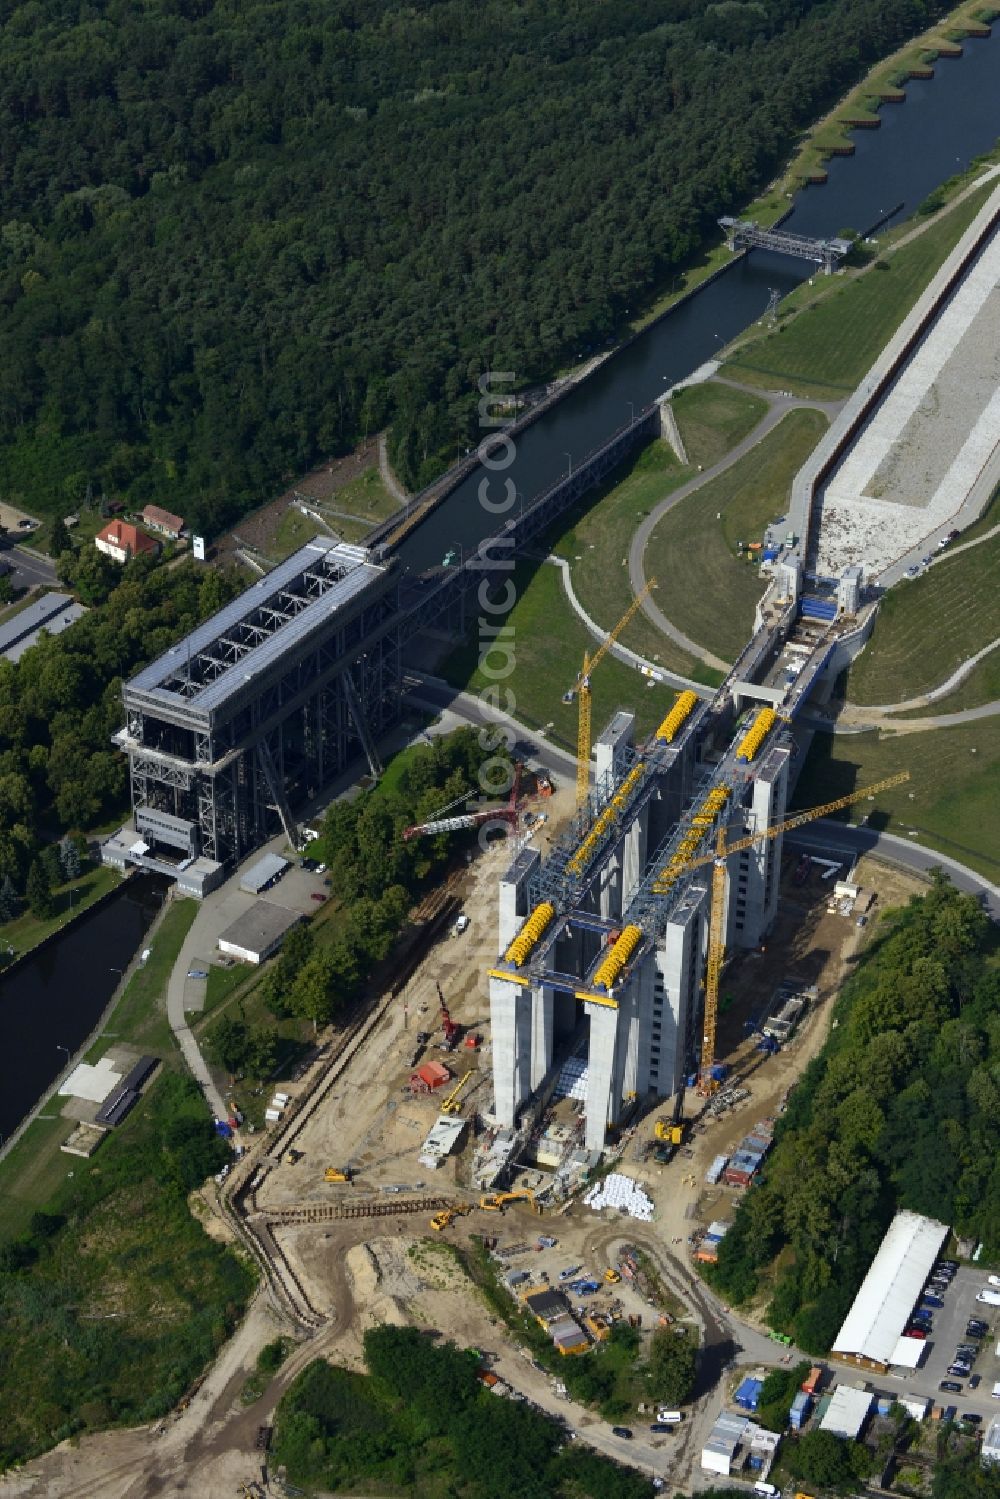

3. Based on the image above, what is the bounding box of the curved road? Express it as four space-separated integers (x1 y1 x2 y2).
628 389 844 672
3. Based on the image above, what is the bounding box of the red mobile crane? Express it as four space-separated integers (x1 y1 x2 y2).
436 983 460 1051
402 763 524 842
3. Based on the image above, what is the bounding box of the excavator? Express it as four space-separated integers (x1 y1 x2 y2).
324 1166 354 1183
654 1118 687 1145
479 1189 541 1215
430 1202 472 1231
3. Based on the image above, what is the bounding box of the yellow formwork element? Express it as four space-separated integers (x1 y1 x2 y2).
653 785 730 893
593 923 643 992
735 707 777 763
504 901 556 968
566 760 647 876
654 690 698 743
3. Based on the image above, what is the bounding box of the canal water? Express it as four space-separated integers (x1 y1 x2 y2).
0 875 166 1142
401 29 1000 574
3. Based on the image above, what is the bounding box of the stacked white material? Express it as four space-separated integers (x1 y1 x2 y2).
583 1172 654 1221
552 1056 588 1101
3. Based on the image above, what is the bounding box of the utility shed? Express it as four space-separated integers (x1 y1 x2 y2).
831 1209 949 1372
982 1418 1000 1464
217 901 303 964
701 1410 750 1476
819 1384 873 1441
240 852 290 894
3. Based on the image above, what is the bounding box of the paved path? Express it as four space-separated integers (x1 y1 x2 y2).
628 390 844 672
545 556 713 697
786 820 1000 917
404 671 579 781
377 432 410 505
851 635 1000 714
165 902 232 1121
808 695 1000 735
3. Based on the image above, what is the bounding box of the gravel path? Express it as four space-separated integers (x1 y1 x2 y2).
629 388 844 670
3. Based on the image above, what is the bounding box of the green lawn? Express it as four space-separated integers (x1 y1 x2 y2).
86 898 200 1061
272 505 369 558
896 647 1000 718
548 441 712 681
0 864 121 961
848 530 1000 705
792 717 1000 881
271 468 399 559
671 381 769 470
441 560 677 753
644 409 828 661
0 895 200 1240
724 180 996 397
332 466 399 520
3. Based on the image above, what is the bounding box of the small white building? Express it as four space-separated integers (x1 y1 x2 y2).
701 1411 778 1478
418 1114 466 1169
819 1384 873 1441
982 1418 1000 1465
217 901 303 964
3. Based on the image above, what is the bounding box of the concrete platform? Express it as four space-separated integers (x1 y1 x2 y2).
817 214 1000 578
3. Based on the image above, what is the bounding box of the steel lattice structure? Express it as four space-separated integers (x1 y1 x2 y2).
116 539 401 868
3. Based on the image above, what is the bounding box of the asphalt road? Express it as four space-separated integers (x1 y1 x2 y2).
786 820 1000 918
1 542 57 593
404 671 579 781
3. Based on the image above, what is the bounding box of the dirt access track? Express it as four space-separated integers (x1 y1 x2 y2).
2 848 927 1498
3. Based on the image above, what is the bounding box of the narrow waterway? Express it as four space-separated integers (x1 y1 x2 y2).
0 874 166 1141
401 30 1000 573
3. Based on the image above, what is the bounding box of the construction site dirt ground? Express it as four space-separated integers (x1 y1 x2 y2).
3 847 928 1499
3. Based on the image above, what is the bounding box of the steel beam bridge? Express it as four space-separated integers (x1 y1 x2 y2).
719 217 852 274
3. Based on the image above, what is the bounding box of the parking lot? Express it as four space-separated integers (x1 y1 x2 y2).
891 1265 1000 1419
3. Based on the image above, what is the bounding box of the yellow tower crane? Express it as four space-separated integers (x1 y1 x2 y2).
659 771 910 1093
574 580 656 808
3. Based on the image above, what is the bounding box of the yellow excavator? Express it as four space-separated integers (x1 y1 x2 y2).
654 1119 686 1145
430 1202 471 1231
324 1166 354 1183
479 1189 541 1215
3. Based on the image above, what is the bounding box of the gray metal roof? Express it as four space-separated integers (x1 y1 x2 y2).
0 591 83 657
128 539 387 714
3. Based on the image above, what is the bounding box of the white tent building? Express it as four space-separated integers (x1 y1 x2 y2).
831 1210 949 1373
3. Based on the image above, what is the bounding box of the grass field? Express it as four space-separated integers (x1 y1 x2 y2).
85 898 200 1061
793 717 1000 881
671 381 768 469
272 468 399 559
0 895 198 1240
848 530 1000 705
441 560 677 752
643 409 829 661
548 441 707 680
724 180 996 397
0 864 121 960
896 647 1000 718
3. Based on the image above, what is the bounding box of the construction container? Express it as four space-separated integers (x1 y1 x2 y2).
264 1108 282 1122
789 1392 812 1429
705 1154 729 1185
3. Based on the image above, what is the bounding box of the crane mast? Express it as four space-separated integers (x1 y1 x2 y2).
696 770 909 1092
574 580 656 809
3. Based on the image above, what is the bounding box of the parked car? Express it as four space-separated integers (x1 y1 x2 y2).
970 1375 982 1389
611 1426 633 1439
904 1329 927 1340
649 1424 677 1434
310 892 326 902
940 1381 964 1393
963 1412 983 1424
923 1295 944 1308
988 1275 1000 1288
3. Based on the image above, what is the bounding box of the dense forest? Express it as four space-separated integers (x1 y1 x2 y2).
0 557 241 902
0 0 946 530
274 1326 654 1498
706 877 999 1352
